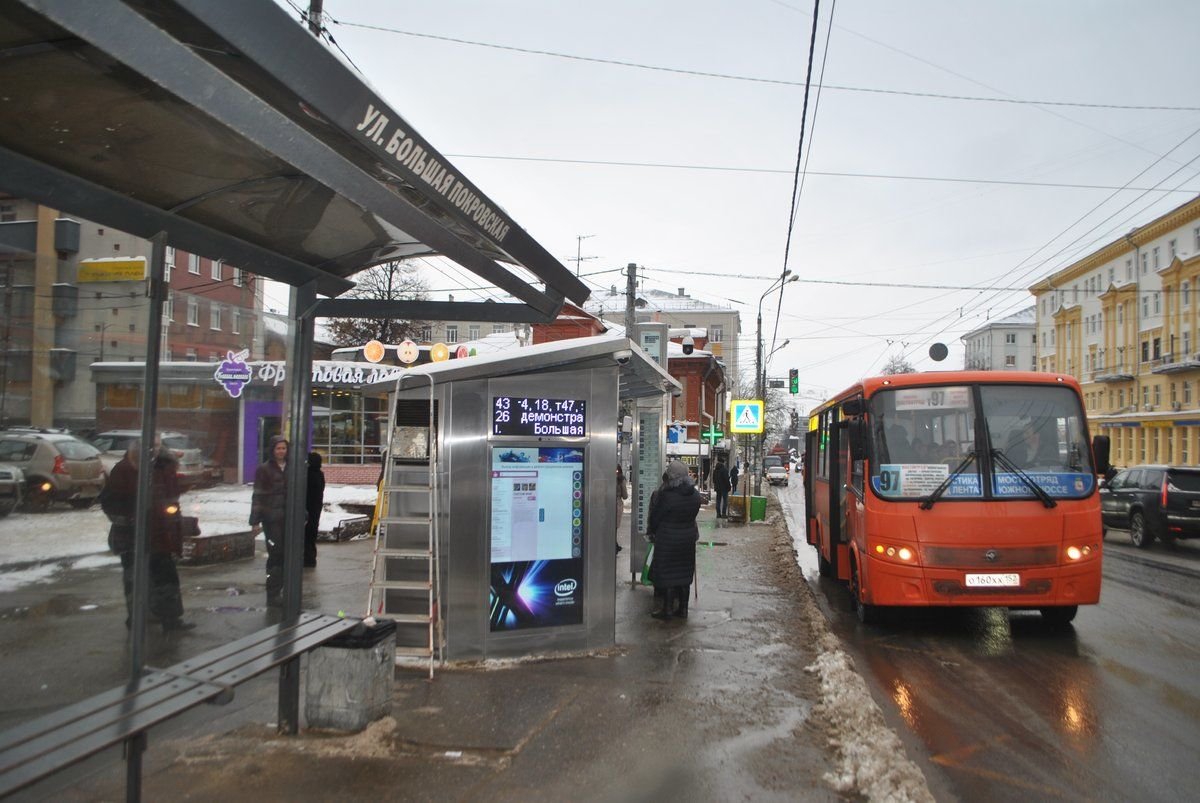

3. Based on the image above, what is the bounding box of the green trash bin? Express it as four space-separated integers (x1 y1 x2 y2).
749 495 767 522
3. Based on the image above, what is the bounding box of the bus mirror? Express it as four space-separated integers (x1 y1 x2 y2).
842 398 865 417
848 419 868 462
1092 435 1111 477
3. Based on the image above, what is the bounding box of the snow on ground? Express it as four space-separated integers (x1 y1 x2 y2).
777 490 935 803
0 483 379 569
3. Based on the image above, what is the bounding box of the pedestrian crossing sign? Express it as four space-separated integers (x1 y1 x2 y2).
729 399 764 434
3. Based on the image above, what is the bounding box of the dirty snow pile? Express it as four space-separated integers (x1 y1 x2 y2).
805 625 935 803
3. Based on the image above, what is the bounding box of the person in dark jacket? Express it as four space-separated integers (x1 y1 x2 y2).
729 462 740 498
101 439 193 632
711 457 731 518
250 435 289 604
304 451 326 568
647 460 702 620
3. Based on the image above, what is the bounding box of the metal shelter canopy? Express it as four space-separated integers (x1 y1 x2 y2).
364 336 680 401
0 0 588 318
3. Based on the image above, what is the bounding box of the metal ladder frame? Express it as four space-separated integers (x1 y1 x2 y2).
366 373 442 679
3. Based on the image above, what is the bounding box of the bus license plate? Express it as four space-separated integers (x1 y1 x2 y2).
965 573 1020 588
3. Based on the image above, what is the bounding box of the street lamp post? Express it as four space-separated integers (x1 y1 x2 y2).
754 273 798 495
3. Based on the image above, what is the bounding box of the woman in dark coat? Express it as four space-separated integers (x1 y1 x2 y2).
647 460 702 620
250 435 289 603
304 451 326 567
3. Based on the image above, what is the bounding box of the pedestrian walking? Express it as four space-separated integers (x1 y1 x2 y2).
615 464 628 554
304 451 326 568
250 435 289 605
729 461 740 498
647 460 702 620
100 438 193 633
711 457 730 518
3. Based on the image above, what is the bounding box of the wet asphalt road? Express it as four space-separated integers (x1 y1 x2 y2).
777 479 1200 802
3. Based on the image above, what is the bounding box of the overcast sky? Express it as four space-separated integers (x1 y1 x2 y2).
287 0 1200 413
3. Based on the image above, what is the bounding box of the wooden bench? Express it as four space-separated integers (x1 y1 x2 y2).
0 612 360 798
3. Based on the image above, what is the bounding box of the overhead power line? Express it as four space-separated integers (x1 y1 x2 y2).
330 19 1200 113
442 153 1200 192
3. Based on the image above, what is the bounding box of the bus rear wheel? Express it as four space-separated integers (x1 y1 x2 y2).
1039 606 1077 626
849 559 879 625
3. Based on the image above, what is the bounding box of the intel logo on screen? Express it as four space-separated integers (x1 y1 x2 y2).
554 579 578 597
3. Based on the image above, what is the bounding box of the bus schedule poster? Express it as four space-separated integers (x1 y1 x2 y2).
489 447 584 631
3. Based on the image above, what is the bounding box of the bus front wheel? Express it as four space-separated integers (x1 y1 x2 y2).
818 552 832 577
849 559 879 625
1039 606 1077 626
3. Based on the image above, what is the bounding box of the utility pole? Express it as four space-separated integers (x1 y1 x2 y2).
624 263 637 340
306 0 323 37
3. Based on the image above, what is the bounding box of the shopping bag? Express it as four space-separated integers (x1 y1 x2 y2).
639 543 655 586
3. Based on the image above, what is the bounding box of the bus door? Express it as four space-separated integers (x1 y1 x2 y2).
838 410 866 582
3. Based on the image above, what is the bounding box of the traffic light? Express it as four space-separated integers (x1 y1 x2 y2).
789 368 799 395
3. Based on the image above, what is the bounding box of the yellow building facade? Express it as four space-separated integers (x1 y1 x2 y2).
1030 195 1200 468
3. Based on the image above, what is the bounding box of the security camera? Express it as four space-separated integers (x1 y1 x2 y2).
613 349 632 364
682 335 695 355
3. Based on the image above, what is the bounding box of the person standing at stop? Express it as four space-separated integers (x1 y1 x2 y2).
250 436 289 605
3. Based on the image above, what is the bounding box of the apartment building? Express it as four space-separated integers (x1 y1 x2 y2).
1029 195 1200 467
961 306 1036 371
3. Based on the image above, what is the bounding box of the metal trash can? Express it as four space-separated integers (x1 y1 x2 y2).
305 618 396 731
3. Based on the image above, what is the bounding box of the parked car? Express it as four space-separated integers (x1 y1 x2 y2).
0 463 23 517
1100 464 1200 548
766 463 790 487
89 430 207 489
0 431 105 510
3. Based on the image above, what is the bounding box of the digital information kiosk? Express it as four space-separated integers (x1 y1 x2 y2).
488 396 588 631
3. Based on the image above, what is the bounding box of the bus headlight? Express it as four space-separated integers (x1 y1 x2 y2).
1065 544 1098 561
873 543 918 564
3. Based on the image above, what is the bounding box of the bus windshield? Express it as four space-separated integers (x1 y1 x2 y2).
868 384 1094 501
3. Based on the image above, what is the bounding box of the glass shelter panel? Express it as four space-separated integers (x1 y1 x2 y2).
0 207 322 729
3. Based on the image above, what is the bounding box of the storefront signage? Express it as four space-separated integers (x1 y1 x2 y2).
213 357 411 397
363 340 385 363
78 257 147 282
214 350 252 398
492 396 587 437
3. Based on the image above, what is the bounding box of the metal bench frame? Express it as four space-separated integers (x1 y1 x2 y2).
0 612 360 799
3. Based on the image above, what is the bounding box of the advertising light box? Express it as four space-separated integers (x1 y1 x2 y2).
489 447 584 631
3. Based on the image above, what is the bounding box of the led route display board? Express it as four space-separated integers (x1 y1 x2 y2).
492 396 587 437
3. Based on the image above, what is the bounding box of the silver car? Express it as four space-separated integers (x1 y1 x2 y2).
0 432 105 510
0 463 23 517
90 430 207 489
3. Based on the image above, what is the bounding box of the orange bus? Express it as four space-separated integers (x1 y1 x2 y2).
803 371 1111 625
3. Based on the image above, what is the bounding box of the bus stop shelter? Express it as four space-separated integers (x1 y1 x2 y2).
0 0 587 793
365 335 678 661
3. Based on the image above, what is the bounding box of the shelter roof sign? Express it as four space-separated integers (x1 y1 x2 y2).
0 0 586 317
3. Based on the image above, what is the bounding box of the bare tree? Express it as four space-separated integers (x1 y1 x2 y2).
324 261 429 346
882 354 917 375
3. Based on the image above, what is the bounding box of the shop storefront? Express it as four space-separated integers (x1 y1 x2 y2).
92 360 407 483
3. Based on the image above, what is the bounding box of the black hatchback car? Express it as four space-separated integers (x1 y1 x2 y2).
1100 465 1200 548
